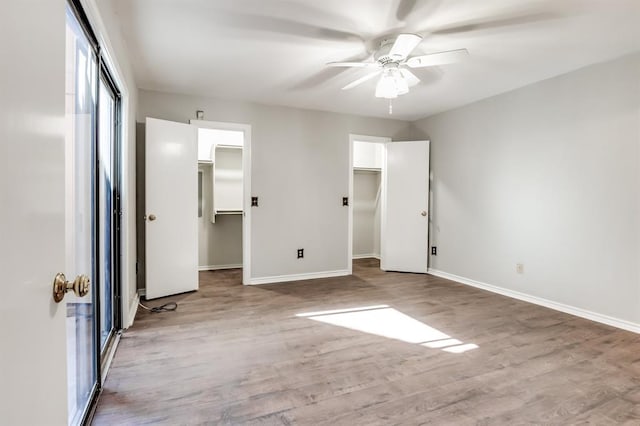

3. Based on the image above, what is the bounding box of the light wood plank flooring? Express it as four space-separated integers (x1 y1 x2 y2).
93 259 640 425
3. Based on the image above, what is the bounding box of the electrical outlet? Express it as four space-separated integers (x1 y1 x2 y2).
431 246 437 255
342 197 349 206
297 248 304 259
251 196 258 207
516 263 524 274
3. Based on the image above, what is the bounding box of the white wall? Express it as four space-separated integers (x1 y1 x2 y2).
198 164 243 269
139 90 414 281
415 53 640 326
353 170 381 258
87 0 139 324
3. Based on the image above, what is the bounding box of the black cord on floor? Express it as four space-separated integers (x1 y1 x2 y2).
139 301 178 313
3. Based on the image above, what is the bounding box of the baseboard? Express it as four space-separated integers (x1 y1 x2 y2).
353 254 380 260
246 269 350 285
127 293 140 328
199 263 243 271
428 268 640 334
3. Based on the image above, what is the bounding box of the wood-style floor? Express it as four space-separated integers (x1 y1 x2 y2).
93 259 640 425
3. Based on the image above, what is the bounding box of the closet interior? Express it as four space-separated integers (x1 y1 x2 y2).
352 141 384 260
197 127 244 270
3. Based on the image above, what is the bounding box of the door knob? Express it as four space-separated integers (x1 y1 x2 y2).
148 214 157 221
421 211 427 216
52 273 90 303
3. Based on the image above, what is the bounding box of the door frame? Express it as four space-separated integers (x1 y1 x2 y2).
348 134 391 274
190 120 252 285
97 60 123 367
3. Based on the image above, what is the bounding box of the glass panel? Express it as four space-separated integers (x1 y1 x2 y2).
98 79 115 350
65 6 97 426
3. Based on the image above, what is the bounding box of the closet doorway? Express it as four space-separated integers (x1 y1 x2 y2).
348 134 431 274
191 120 252 284
349 135 390 272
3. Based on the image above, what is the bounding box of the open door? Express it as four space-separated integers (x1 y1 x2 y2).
145 118 198 299
381 140 430 273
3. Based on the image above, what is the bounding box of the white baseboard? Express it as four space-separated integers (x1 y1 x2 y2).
199 263 243 271
353 254 380 260
428 268 640 334
246 269 350 285
127 293 140 328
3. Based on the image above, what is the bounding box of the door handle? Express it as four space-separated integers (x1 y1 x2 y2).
52 273 90 303
421 211 427 216
147 214 157 221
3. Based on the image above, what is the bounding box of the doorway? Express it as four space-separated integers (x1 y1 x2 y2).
191 120 252 284
348 135 431 274
349 135 389 272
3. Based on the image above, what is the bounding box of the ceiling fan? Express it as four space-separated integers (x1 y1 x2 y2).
327 34 468 99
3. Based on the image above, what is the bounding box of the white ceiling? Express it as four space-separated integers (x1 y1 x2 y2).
110 0 640 120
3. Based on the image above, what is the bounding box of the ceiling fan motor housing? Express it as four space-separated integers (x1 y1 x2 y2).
374 39 398 64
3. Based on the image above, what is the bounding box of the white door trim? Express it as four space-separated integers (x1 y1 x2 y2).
190 120 252 285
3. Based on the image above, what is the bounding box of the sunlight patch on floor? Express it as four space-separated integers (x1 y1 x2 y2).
296 305 478 354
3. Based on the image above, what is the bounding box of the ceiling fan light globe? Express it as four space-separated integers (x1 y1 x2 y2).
376 91 398 99
375 74 398 99
391 69 409 94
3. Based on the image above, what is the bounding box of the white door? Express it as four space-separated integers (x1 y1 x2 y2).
381 140 430 273
145 117 198 299
0 61 69 425
1 1 97 423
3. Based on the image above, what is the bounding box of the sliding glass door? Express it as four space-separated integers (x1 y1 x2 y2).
66 1 122 423
65 6 98 424
98 74 119 354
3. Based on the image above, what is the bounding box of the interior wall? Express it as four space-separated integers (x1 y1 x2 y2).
138 90 414 280
414 53 640 325
198 164 243 269
353 170 381 258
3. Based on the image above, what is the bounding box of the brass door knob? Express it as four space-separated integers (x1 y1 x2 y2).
52 273 90 303
421 211 427 216
148 214 157 221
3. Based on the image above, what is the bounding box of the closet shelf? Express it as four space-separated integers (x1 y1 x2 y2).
215 210 243 215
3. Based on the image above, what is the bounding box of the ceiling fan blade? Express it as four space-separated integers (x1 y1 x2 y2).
406 48 469 68
430 11 557 36
399 68 421 87
214 12 363 43
327 61 379 68
396 0 418 21
291 52 372 90
342 71 381 90
389 33 423 60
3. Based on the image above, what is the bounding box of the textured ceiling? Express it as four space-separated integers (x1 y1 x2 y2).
110 0 640 120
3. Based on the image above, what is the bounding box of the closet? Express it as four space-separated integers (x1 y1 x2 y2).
197 126 244 271
352 141 384 260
